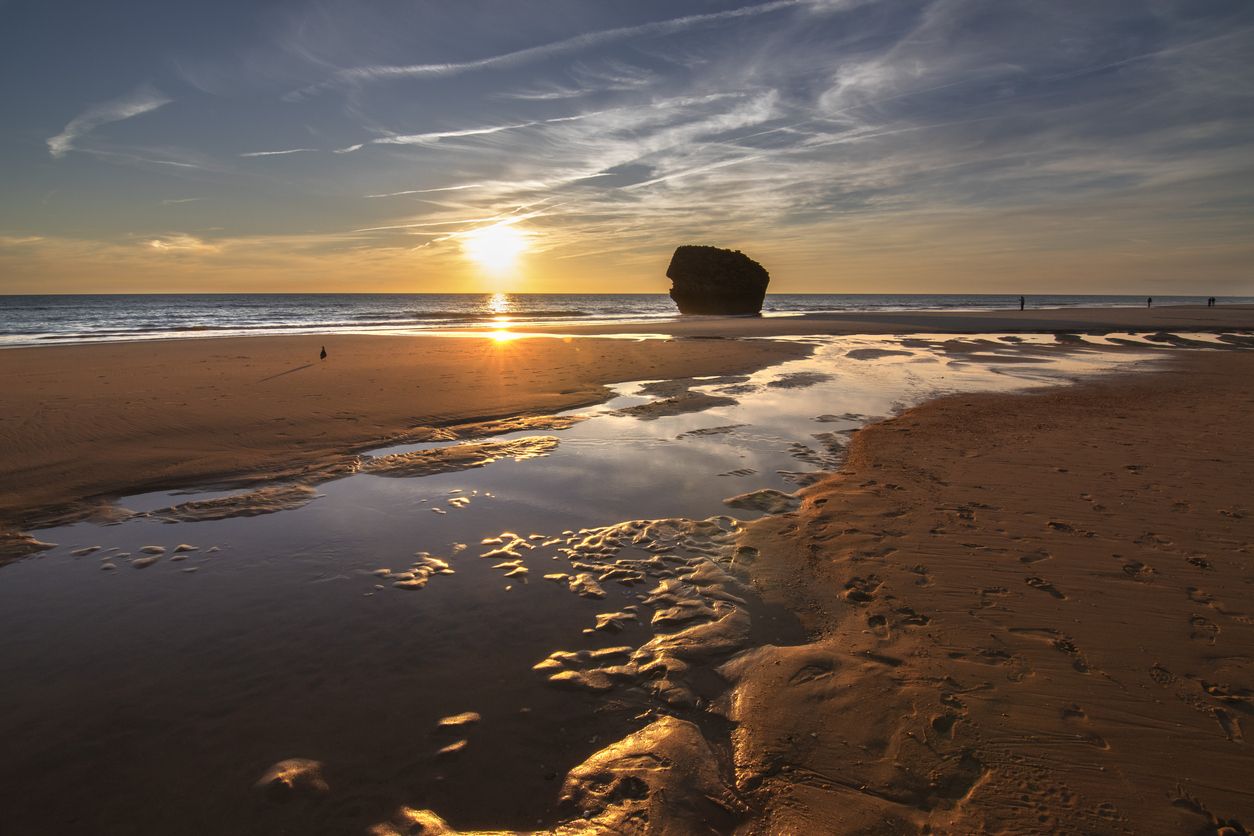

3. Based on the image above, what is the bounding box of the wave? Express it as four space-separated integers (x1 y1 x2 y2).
347 309 590 322
26 310 610 342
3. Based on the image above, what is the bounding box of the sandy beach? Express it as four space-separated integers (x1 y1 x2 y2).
3 305 1251 536
736 349 1254 833
0 333 808 532
1 313 1253 834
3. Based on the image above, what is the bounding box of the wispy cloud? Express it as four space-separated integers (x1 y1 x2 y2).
365 185 487 198
239 148 315 157
0 235 45 246
144 233 217 253
336 115 588 154
47 85 171 158
160 197 203 205
287 0 807 98
495 59 661 101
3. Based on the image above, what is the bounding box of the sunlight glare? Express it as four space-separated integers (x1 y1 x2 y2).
487 292 510 314
490 329 518 343
462 224 529 273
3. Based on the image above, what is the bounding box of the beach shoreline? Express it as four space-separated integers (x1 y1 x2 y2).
3 302 1252 350
0 333 810 534
4 306 1253 537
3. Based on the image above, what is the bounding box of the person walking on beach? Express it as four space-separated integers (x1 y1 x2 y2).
320 345 327 360
1147 297 1153 308
1019 296 1025 311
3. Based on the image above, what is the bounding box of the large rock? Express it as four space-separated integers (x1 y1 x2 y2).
666 245 770 315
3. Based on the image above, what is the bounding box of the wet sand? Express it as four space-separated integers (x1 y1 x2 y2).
0 334 808 532
734 350 1254 833
525 303 1254 339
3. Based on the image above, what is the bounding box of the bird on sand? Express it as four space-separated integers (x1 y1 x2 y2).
320 346 327 360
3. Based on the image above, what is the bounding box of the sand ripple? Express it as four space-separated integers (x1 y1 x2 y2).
145 484 320 523
360 436 559 478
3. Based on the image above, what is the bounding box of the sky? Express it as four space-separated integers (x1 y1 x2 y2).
2 0 1253 295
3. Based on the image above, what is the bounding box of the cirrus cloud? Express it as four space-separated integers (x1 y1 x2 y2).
47 85 172 159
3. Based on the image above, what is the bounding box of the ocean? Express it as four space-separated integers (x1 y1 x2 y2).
0 293 1247 347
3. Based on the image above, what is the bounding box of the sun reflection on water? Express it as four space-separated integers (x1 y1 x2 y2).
487 292 509 314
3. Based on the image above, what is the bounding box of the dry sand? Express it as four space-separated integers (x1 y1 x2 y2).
0 333 807 530
733 350 1254 834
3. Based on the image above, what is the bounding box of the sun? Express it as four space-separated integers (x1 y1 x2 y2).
460 223 529 273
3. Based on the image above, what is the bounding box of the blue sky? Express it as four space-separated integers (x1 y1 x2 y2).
2 0 1252 293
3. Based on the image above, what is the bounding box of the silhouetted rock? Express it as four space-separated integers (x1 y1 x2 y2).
666 245 770 315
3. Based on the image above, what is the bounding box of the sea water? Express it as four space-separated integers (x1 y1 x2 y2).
1 292 1248 346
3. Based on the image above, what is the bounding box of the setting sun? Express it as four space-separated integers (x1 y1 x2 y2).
460 223 529 273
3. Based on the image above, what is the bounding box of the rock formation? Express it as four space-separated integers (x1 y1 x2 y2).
666 245 770 315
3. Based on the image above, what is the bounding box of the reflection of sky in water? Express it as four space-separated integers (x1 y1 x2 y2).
0 334 1166 830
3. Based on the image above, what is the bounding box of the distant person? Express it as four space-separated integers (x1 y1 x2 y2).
1147 297 1152 308
1209 297 1216 307
320 345 327 360
1019 296 1025 311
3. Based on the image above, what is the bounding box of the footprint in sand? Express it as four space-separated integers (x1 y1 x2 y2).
1185 555 1213 571
1186 587 1217 606
976 586 1009 609
930 713 960 739
842 575 881 604
1024 576 1066 599
909 565 931 586
1120 559 1157 582
1149 664 1176 686
1189 615 1219 644
895 605 930 626
1061 703 1086 720
867 613 890 639
1020 548 1052 565
1010 627 1090 673
1213 708 1244 742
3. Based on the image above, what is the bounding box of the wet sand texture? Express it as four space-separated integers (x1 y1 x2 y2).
145 484 321 522
360 436 560 478
523 303 1254 339
0 334 808 529
732 350 1254 833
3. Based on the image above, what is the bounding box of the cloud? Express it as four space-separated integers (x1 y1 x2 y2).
495 59 661 101
47 85 171 158
287 0 807 98
365 184 487 198
144 233 217 253
336 114 588 154
239 148 315 157
160 197 202 205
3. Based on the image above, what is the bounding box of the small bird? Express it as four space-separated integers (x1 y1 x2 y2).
319 345 327 360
